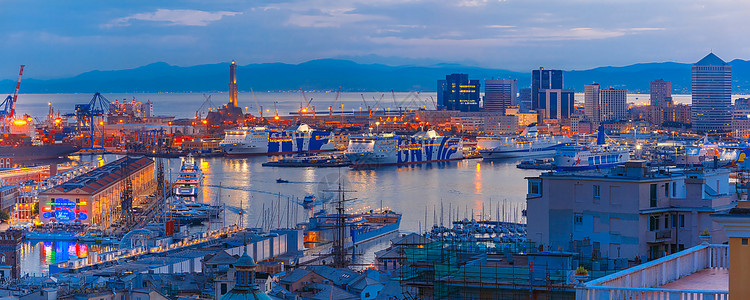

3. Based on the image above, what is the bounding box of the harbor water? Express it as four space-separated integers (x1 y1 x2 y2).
19 154 540 276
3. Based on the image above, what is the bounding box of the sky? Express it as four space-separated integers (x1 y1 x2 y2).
0 0 747 80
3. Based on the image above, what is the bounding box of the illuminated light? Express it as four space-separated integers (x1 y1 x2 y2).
274 116 280 120
13 119 27 126
168 121 173 125
201 120 208 124
27 117 32 122
99 121 103 126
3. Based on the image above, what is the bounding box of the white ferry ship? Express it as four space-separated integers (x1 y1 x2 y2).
344 130 463 167
477 125 571 159
173 154 203 197
220 124 334 156
554 129 630 170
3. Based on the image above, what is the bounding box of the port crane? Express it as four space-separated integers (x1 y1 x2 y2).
195 94 217 120
75 92 111 149
0 65 25 120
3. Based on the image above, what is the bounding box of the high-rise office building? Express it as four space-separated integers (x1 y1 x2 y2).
531 68 563 110
229 60 238 107
650 79 672 126
584 83 626 124
440 73 480 112
538 89 575 119
519 88 532 111
437 80 447 109
692 53 732 133
484 79 516 113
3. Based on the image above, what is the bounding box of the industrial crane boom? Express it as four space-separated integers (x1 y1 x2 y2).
10 65 24 118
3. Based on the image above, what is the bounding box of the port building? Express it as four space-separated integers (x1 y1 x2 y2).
526 161 735 262
38 156 155 227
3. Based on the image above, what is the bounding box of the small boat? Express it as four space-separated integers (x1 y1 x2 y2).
276 178 289 183
302 195 316 209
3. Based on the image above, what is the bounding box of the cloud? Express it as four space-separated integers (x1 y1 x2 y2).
284 8 388 28
486 25 516 29
106 9 241 27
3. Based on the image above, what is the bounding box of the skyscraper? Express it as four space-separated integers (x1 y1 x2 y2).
584 83 627 124
650 79 672 125
437 80 447 109
440 73 480 112
538 89 575 119
531 68 563 110
484 79 516 113
229 60 238 107
519 88 532 111
692 53 732 133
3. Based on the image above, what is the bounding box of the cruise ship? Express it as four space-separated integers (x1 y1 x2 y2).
554 128 630 170
220 124 334 156
173 155 203 197
477 125 571 159
344 130 463 167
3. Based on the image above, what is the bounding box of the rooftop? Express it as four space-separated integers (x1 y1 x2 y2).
695 52 728 66
538 162 729 181
40 156 152 195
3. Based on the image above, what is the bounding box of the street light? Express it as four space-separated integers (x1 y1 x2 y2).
375 121 380 132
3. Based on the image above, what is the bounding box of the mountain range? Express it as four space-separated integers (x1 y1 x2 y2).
4 58 750 94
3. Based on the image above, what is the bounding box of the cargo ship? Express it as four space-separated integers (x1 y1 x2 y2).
1 144 78 163
219 124 334 156
477 125 571 159
344 130 463 167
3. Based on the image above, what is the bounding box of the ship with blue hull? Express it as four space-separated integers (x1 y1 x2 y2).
220 124 334 156
344 130 463 167
554 127 630 171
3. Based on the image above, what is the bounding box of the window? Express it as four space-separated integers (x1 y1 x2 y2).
574 215 583 225
593 185 601 198
672 214 678 228
649 216 660 231
743 238 748 245
664 215 669 228
650 184 657 207
680 214 685 228
665 183 669 197
529 180 542 195
672 182 676 197
221 283 227 295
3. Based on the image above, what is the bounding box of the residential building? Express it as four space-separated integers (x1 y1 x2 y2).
483 114 519 134
599 88 627 122
584 83 602 124
37 156 155 227
672 104 693 125
692 53 732 133
505 107 538 127
732 108 750 138
538 88 575 119
450 116 484 133
650 79 673 126
439 73 480 112
531 68 563 110
484 79 516 113
526 161 734 262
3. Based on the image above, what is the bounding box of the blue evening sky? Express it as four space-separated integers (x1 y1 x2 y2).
0 0 745 79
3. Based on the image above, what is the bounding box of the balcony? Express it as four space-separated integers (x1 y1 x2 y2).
576 244 728 300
